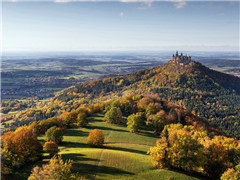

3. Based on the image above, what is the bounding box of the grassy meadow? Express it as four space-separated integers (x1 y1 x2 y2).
10 114 206 180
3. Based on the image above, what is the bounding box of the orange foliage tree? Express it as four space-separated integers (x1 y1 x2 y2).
43 141 59 157
87 129 104 147
1 126 42 171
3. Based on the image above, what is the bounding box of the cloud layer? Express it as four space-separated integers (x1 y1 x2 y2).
3 0 187 9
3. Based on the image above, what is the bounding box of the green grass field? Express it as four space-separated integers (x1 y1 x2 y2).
11 113 207 180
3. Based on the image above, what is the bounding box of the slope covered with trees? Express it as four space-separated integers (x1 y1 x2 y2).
53 60 240 138
3 58 240 139
2 94 239 180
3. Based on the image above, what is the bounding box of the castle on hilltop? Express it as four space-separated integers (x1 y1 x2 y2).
172 51 191 64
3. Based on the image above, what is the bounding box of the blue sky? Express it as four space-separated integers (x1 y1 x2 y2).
2 1 239 52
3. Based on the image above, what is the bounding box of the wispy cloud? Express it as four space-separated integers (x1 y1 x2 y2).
120 0 153 8
168 0 187 9
54 0 72 3
120 12 124 17
216 13 225 16
3 0 102 2
3 0 187 9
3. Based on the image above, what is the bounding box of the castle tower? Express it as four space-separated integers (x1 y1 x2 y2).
172 52 191 63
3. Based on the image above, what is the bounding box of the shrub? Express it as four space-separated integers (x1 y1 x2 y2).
43 141 59 157
45 126 63 144
104 107 122 124
87 129 104 147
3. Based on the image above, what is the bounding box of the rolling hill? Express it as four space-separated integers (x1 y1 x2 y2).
6 54 240 138
9 114 207 180
53 55 240 139
3 54 240 180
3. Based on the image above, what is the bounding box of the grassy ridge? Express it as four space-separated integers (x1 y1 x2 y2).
12 114 206 180
57 114 205 179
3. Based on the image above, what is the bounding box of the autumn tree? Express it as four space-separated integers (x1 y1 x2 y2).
147 110 166 135
145 103 162 118
76 112 88 127
221 168 237 180
148 124 240 177
203 136 237 178
127 112 145 133
148 124 206 173
29 121 40 135
61 111 77 127
120 95 137 115
43 141 59 157
104 107 122 124
87 129 104 147
1 126 42 171
148 137 169 168
110 99 121 108
221 162 240 180
28 156 83 180
45 126 63 144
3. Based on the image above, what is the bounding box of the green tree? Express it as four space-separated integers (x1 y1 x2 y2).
76 112 88 127
127 112 145 133
111 99 121 108
146 110 166 135
61 111 77 127
104 107 122 124
45 126 63 144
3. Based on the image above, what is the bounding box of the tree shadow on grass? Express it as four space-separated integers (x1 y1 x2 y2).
72 163 134 179
105 145 147 155
63 129 89 137
86 125 129 133
139 126 159 138
61 153 99 162
96 165 134 177
7 157 49 180
140 131 158 138
61 141 89 148
88 118 103 123
61 153 134 179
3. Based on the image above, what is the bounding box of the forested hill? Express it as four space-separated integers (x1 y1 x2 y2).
57 59 240 101
53 59 240 138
